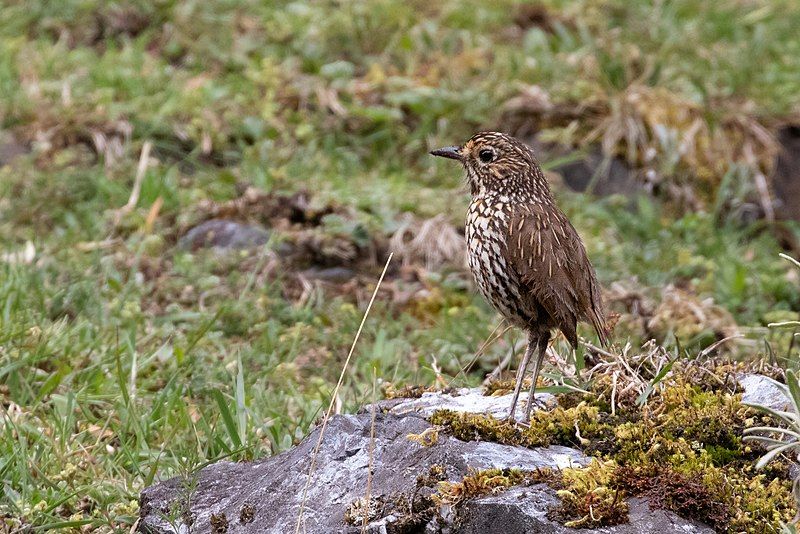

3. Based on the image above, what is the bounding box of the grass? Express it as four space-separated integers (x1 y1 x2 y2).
1 0 800 531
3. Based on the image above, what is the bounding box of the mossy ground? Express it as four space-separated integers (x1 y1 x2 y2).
429 366 796 531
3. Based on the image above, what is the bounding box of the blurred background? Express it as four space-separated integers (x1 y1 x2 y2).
1 0 799 530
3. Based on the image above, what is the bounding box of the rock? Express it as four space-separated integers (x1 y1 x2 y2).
300 266 357 282
138 388 715 533
738 373 790 411
0 130 27 166
178 219 270 250
458 490 713 534
515 135 643 199
773 125 800 221
139 411 587 533
552 147 642 198
380 387 557 420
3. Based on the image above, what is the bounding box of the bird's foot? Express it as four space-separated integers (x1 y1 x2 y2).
506 404 538 426
506 406 523 425
522 394 548 422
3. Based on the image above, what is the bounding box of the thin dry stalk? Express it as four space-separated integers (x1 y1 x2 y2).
75 238 122 252
362 369 378 533
582 339 671 401
448 321 511 387
431 355 447 388
294 253 393 534
697 334 745 358
144 196 163 234
610 371 618 417
483 342 519 385
114 140 152 224
753 171 775 222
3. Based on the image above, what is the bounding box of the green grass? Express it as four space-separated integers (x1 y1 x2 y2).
1 0 800 531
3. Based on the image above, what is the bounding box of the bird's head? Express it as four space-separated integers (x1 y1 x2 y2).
430 131 549 198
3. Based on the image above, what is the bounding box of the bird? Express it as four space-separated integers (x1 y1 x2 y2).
431 131 610 422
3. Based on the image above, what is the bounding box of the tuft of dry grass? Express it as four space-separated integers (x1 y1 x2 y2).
390 214 466 271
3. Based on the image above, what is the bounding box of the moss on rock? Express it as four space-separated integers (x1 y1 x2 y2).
434 467 529 506
428 376 796 532
551 459 629 528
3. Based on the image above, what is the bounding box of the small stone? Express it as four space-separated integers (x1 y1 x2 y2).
300 267 356 282
179 220 270 250
739 373 790 411
0 130 27 166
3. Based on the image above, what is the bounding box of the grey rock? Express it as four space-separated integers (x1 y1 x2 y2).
381 387 556 420
459 490 714 534
0 130 27 166
739 373 790 411
139 387 717 534
773 125 800 221
139 411 586 534
519 137 643 199
300 266 357 282
553 148 642 198
179 220 270 250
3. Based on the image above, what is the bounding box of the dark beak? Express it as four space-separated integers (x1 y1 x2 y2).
430 145 463 162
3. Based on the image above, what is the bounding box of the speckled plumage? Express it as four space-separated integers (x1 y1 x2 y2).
432 131 610 421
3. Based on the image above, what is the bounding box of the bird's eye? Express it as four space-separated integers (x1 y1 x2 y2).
478 149 494 163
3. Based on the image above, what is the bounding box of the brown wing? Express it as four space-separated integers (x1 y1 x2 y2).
503 204 609 348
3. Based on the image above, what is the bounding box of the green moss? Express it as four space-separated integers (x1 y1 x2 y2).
551 460 629 528
432 462 628 529
434 468 529 506
429 410 546 447
483 378 524 397
383 383 454 400
238 503 255 524
429 401 602 450
429 378 796 531
209 512 228 534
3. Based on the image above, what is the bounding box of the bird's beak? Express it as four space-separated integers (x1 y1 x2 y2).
430 145 463 162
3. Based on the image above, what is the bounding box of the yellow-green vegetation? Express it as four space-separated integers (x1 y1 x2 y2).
406 427 440 447
434 467 529 506
553 460 628 529
430 402 601 449
430 373 797 531
432 463 628 528
383 383 453 399
483 377 528 397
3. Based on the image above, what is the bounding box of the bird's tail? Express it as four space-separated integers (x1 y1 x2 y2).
590 308 611 348
587 280 612 348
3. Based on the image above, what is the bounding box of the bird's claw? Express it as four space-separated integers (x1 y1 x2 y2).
521 394 548 422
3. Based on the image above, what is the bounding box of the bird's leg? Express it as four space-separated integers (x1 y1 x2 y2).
523 332 551 422
507 332 538 422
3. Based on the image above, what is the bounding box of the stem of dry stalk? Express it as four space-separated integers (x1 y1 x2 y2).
448 321 510 388
362 368 378 533
294 253 393 534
